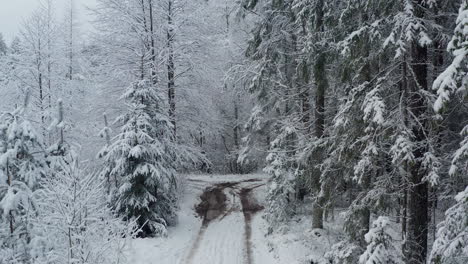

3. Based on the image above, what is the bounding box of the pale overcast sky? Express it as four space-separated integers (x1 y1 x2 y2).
0 0 97 43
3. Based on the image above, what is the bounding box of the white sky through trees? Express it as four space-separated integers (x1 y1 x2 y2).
0 0 97 43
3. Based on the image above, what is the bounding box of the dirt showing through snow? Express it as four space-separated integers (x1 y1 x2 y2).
128 174 310 264
186 179 264 264
239 185 265 264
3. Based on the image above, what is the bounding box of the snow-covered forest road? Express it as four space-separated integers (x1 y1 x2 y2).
127 174 285 264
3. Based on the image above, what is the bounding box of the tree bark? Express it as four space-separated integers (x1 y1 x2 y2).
6 158 14 235
148 0 157 85
311 0 327 229
38 38 45 137
68 0 73 80
47 0 52 145
233 93 240 173
406 2 429 263
400 56 409 243
167 0 176 137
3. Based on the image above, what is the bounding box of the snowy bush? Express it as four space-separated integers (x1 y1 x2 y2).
358 216 403 264
31 152 136 264
263 151 297 229
324 240 362 264
429 187 468 264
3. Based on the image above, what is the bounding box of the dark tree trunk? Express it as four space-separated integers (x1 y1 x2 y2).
407 2 429 263
38 38 45 137
148 0 157 85
140 0 148 80
311 0 327 230
400 56 409 243
167 0 176 138
6 159 14 235
233 94 241 173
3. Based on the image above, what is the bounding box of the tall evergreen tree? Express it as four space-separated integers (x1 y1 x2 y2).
433 0 468 178
102 80 177 237
0 104 46 263
240 0 302 226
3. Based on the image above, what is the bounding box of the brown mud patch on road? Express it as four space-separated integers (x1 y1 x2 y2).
187 181 240 263
187 180 265 264
194 182 242 223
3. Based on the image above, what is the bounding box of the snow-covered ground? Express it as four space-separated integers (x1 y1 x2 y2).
126 174 339 264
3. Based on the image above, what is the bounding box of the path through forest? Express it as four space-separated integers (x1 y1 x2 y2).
128 174 281 264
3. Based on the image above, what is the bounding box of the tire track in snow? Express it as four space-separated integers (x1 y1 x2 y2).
240 185 265 264
186 181 239 263
185 179 264 264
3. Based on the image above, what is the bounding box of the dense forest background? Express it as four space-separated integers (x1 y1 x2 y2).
0 0 467 263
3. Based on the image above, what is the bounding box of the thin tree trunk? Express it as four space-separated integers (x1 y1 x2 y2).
58 100 64 147
403 184 408 239
38 38 45 137
233 93 240 173
401 56 409 243
6 158 14 235
103 113 112 194
140 0 148 80
148 0 157 85
167 0 176 137
68 0 73 80
47 0 52 145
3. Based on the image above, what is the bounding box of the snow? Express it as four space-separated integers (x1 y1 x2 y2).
433 1 468 113
0 187 17 217
126 173 337 264
359 216 403 264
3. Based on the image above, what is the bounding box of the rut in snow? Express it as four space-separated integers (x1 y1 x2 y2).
186 181 238 263
239 186 264 264
186 179 264 264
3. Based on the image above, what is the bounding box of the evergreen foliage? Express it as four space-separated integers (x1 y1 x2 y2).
359 216 403 264
0 106 46 263
240 1 466 263
429 187 468 264
102 80 177 237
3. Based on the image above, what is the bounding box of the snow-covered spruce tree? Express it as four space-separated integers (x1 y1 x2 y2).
0 106 46 263
429 186 468 264
238 0 342 228
359 216 404 264
30 151 136 264
290 0 341 230
239 0 303 226
428 3 468 262
320 1 459 263
433 0 467 115
322 0 406 250
433 0 468 178
103 79 177 237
